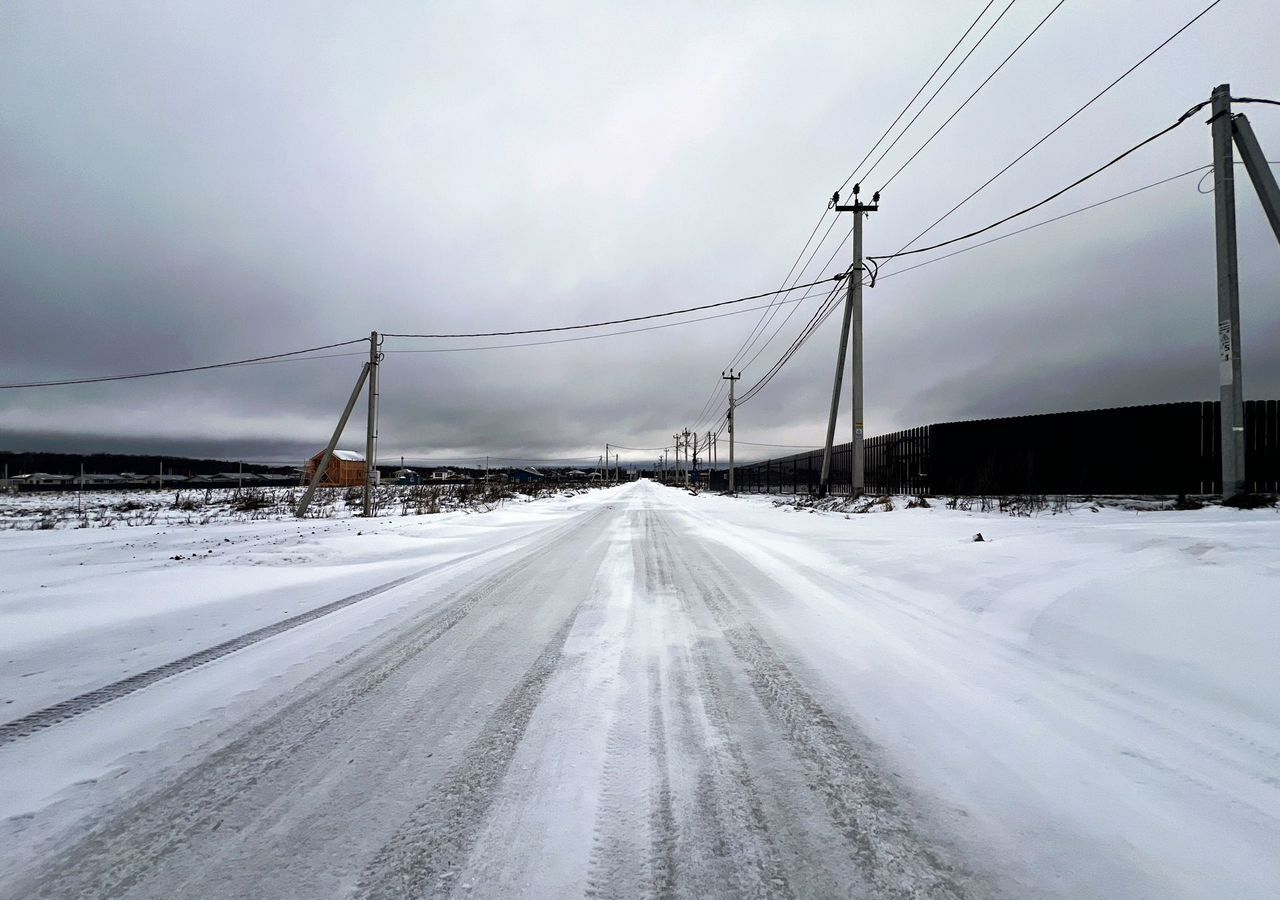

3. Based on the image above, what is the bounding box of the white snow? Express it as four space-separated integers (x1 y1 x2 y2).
2 482 1277 897
671 490 1280 899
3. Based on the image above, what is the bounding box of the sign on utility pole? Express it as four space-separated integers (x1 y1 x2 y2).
820 186 877 497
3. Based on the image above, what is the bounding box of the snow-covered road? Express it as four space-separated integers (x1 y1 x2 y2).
2 481 1277 898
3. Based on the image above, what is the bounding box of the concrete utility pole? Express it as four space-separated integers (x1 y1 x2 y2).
820 185 878 497
682 429 691 487
296 361 371 518
1206 87 1280 497
363 331 381 517
722 369 739 494
605 444 610 484
1211 86 1246 498
691 433 699 486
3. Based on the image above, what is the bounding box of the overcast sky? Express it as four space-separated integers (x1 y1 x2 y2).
2 0 1278 466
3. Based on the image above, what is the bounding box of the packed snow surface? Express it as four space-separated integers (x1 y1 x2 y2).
0 481 1276 898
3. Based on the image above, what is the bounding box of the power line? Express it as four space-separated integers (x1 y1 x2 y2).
878 0 1069 191
734 440 818 449
868 97 1214 263
0 338 369 391
384 274 844 340
382 285 836 355
838 0 999 194
704 0 1003 426
860 0 1021 186
876 164 1280 281
737 278 848 405
883 0 1225 262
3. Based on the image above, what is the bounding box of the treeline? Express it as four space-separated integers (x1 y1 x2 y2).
0 451 295 478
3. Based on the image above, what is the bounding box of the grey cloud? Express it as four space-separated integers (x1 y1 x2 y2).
2 1 1279 466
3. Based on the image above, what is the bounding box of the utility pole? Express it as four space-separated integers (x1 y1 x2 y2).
722 370 739 494
682 429 691 487
1210 86 1246 498
1206 85 1280 497
363 331 381 516
691 432 699 487
296 361 372 518
237 460 243 490
820 185 878 497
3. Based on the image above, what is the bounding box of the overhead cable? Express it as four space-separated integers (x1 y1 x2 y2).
867 98 1214 263
0 338 369 390
878 0 1069 191
383 285 835 355
876 164 1280 281
859 0 1021 186
384 275 844 339
883 0 1226 260
837 0 999 194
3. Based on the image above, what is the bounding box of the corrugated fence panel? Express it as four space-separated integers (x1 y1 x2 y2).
730 400 1278 496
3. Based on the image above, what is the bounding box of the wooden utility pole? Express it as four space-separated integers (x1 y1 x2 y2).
723 370 739 494
820 185 877 497
363 331 381 516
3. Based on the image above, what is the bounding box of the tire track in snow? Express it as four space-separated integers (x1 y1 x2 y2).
354 601 586 900
650 514 795 900
584 516 674 900
4 508 613 900
654 512 976 900
0 516 567 747
9 564 525 900
591 507 794 900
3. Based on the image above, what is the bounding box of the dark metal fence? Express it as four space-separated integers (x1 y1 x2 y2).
731 400 1279 496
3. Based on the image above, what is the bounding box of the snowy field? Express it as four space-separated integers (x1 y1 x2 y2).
0 482 586 530
1 480 1277 898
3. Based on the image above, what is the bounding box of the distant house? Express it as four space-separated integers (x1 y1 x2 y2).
565 469 589 479
76 473 126 486
392 467 421 485
12 473 72 486
507 467 544 484
142 473 187 486
427 468 458 481
303 449 366 487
